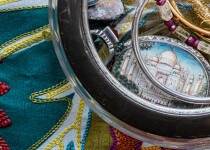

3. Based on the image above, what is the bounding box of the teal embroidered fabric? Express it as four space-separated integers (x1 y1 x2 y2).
0 8 48 45
0 8 75 148
0 40 74 149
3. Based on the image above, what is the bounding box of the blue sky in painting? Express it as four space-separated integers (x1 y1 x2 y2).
140 42 207 92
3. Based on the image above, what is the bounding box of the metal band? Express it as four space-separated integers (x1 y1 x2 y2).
132 0 210 104
90 26 119 53
51 0 210 146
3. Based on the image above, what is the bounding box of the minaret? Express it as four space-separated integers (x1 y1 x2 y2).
127 59 137 81
120 49 132 76
184 75 194 95
135 69 142 85
192 73 204 95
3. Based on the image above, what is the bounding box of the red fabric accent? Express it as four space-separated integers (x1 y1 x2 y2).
0 58 3 63
110 27 119 39
0 109 11 128
0 82 10 96
0 137 10 150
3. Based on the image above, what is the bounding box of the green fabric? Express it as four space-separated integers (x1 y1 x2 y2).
0 8 48 45
85 113 112 150
0 41 72 149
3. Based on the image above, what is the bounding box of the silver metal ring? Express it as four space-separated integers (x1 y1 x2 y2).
50 0 210 148
131 0 210 104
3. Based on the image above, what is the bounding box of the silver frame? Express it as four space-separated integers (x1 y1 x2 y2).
114 35 210 106
132 0 210 104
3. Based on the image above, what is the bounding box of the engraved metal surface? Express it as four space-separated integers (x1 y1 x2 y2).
111 36 210 108
91 26 119 53
132 0 210 104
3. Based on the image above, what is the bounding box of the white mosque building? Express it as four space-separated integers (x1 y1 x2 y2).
119 49 204 105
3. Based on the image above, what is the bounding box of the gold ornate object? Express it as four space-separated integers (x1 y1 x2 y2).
195 32 210 43
170 0 210 43
168 0 210 37
188 0 210 25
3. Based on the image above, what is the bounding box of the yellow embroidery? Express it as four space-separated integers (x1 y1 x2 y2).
0 0 19 6
99 48 109 60
42 30 52 41
0 5 48 12
119 15 135 35
0 25 49 51
44 99 85 150
46 84 72 99
1 27 51 58
28 79 73 150
0 24 49 58
124 0 136 5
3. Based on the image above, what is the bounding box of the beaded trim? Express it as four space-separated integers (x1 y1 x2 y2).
28 79 73 150
0 108 11 128
156 0 210 54
0 137 10 150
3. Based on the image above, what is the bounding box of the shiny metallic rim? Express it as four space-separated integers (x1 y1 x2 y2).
49 0 210 148
82 0 210 115
119 35 210 102
132 0 210 104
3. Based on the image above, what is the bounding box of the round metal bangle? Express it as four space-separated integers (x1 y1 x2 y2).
132 0 210 104
53 0 210 147
168 0 210 37
169 0 210 43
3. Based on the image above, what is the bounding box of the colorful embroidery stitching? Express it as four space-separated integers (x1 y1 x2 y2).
44 99 85 150
109 126 117 150
81 109 92 150
0 137 10 150
0 82 10 96
46 84 72 99
2 29 50 58
66 141 75 150
0 109 11 128
111 126 142 150
0 25 49 59
28 79 73 150
109 126 174 150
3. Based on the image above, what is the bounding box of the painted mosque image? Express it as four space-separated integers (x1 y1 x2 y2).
117 46 207 105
